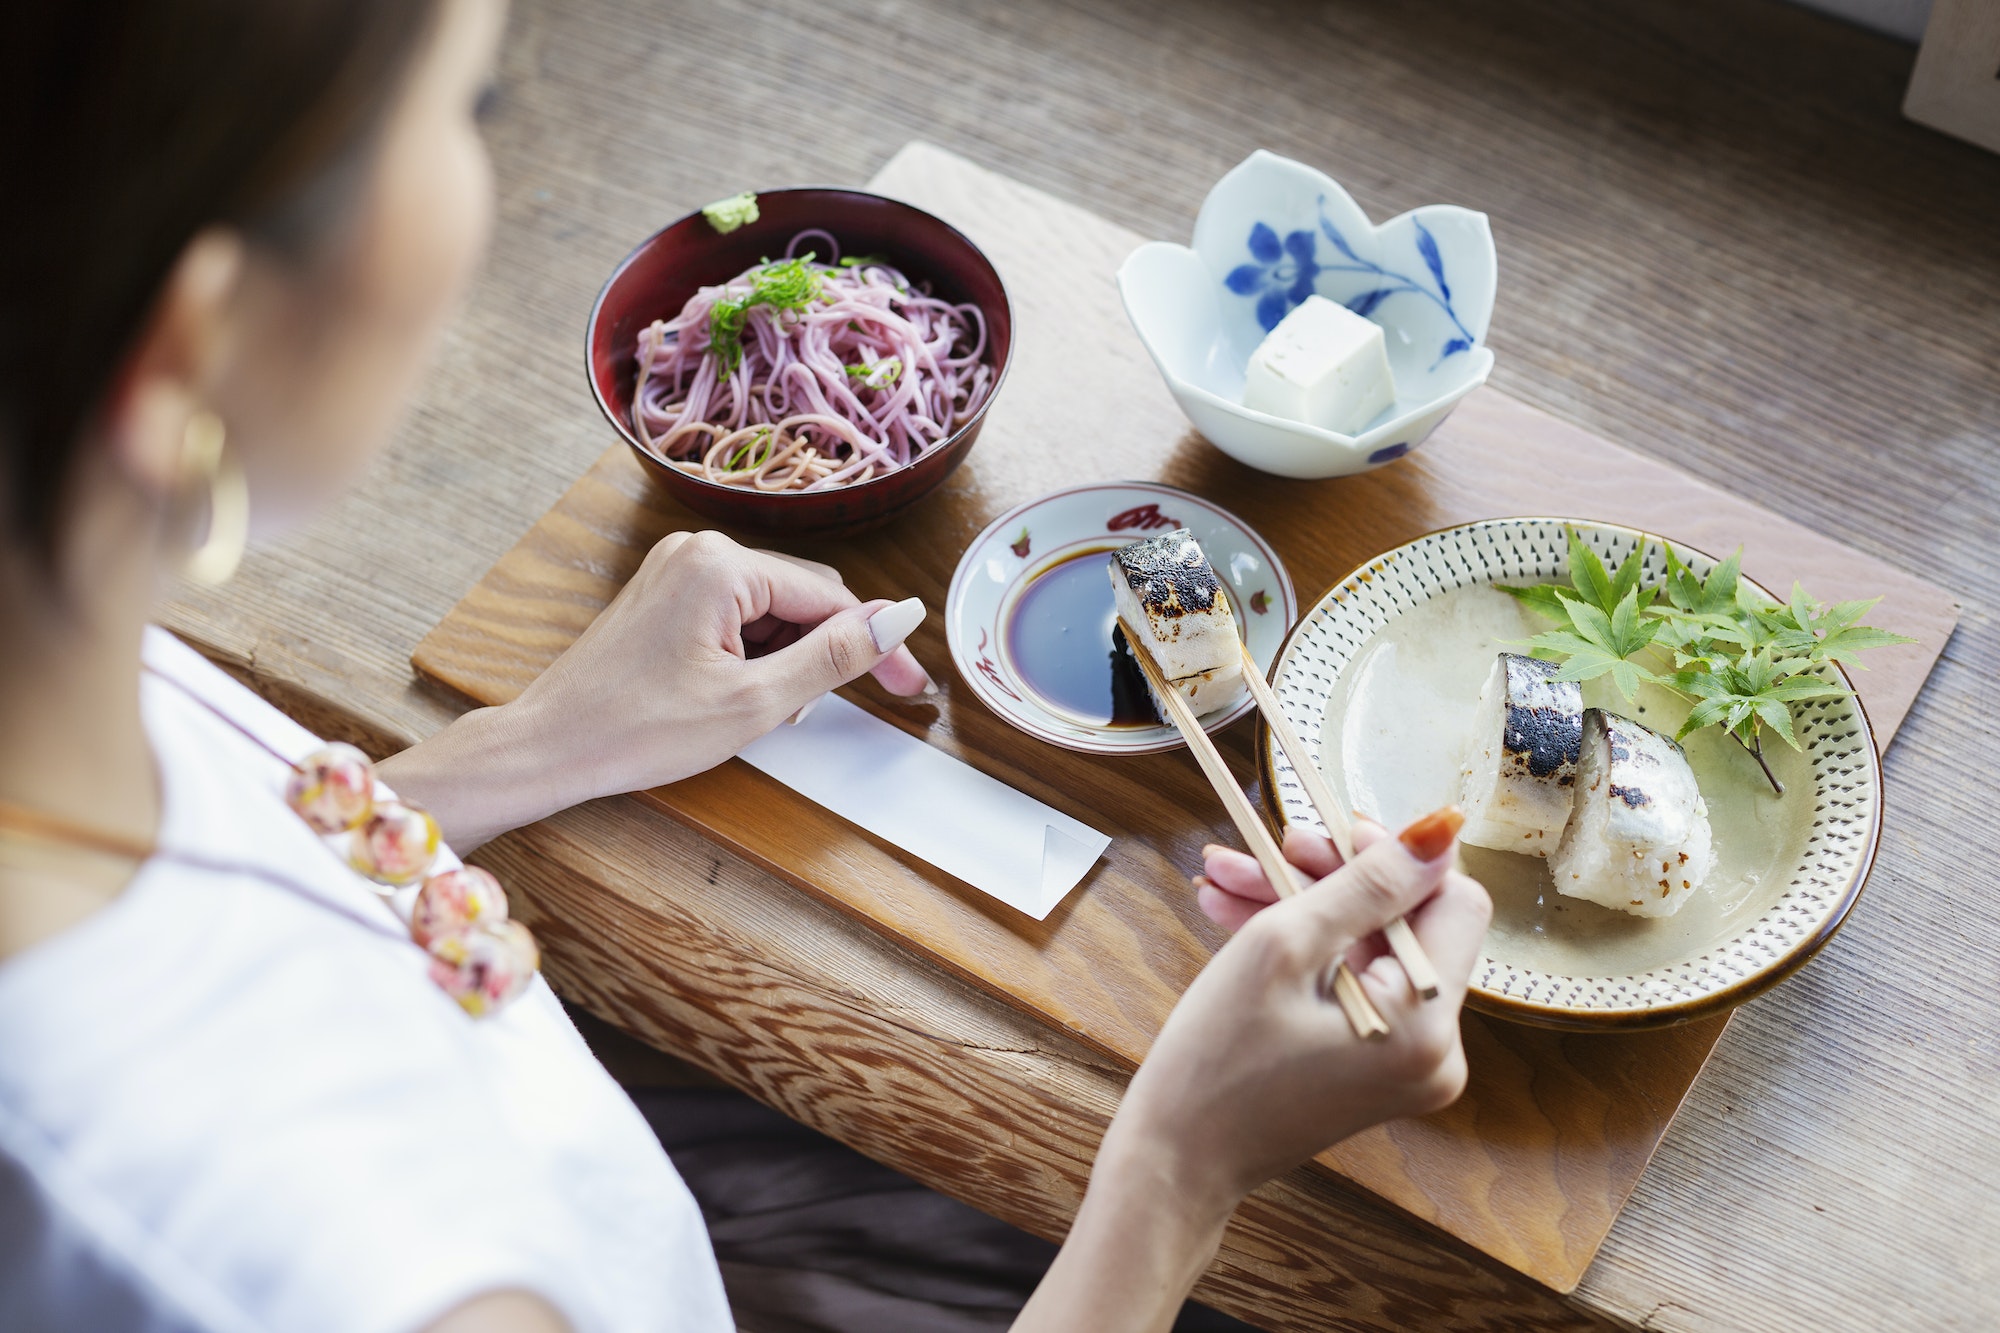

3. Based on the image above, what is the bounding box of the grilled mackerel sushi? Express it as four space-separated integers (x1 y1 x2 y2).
1459 653 1585 856
1108 529 1246 718
1551 709 1715 918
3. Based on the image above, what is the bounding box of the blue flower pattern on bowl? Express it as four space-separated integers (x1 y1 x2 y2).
1115 149 1496 480
1227 204 1477 370
1224 224 1320 334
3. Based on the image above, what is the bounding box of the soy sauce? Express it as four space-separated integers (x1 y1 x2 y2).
1006 546 1161 727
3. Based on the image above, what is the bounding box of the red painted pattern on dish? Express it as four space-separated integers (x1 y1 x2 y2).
973 627 1024 701
1107 503 1182 532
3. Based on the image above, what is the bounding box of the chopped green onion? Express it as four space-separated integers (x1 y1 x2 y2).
724 427 775 472
706 254 827 378
844 358 902 388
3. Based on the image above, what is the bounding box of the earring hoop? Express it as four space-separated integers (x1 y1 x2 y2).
181 410 248 586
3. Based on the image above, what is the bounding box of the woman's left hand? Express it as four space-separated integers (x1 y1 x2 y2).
379 530 933 848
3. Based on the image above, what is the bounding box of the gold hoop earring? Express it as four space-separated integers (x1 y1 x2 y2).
181 410 248 586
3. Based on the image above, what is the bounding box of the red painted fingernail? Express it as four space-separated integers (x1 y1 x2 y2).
1398 806 1464 862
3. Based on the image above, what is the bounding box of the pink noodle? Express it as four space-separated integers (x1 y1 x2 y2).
630 231 994 492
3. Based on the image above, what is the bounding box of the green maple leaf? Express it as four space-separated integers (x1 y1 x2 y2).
1736 649 1781 695
1497 581 1576 622
1671 666 1766 746
1760 583 1913 668
1650 608 1753 660
1754 697 1798 749
1500 526 1654 622
1523 586 1660 702
1819 598 1881 630
1765 675 1850 703
1693 547 1743 615
1496 532 1907 789
1669 652 1849 751
1658 543 1705 614
1561 527 1654 618
1811 624 1914 666
1657 543 1743 617
1567 528 1616 612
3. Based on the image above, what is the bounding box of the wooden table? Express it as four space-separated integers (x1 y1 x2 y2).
164 0 2000 1328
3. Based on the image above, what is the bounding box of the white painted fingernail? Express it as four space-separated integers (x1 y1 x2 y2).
868 597 926 654
787 694 823 726
921 673 940 696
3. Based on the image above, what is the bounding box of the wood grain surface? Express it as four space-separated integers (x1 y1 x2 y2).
159 0 2000 1328
477 797 1613 1333
414 141 1955 1293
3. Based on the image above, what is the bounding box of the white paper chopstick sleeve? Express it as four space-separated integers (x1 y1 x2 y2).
736 694 1109 919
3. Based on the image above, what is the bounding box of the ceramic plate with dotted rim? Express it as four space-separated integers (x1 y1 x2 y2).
946 482 1296 756
1257 517 1883 1031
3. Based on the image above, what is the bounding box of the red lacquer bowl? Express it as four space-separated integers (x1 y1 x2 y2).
585 188 1013 539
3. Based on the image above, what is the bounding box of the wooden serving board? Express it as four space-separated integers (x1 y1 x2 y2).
414 142 1958 1292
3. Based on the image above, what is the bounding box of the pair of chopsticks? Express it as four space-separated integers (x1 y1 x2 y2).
1118 618 1440 1041
1236 641 1442 1007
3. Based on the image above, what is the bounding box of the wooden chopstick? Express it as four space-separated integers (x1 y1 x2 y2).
1237 642 1443 1002
1119 617 1390 1041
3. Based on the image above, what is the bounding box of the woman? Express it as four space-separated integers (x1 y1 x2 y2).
0 1 1492 1329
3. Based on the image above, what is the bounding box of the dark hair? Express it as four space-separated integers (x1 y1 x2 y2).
0 0 442 561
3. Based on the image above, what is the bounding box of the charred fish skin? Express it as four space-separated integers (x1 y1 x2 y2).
1500 656 1584 784
1109 530 1230 674
1550 708 1715 919
1107 528 1247 718
1459 653 1585 856
1585 711 1702 840
1111 528 1224 620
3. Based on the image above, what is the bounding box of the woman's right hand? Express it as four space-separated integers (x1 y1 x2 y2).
1108 809 1491 1215
1014 809 1490 1333
378 530 932 850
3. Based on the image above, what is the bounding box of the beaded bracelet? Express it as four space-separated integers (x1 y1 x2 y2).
283 741 538 1016
132 665 540 1016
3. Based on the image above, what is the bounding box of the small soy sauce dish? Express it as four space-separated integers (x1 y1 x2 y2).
944 481 1294 755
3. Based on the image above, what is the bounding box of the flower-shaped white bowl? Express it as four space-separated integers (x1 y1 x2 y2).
1117 150 1497 479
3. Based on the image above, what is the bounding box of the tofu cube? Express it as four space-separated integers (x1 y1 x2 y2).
1241 295 1395 435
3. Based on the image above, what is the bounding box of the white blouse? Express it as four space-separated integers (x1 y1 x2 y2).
0 629 734 1333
